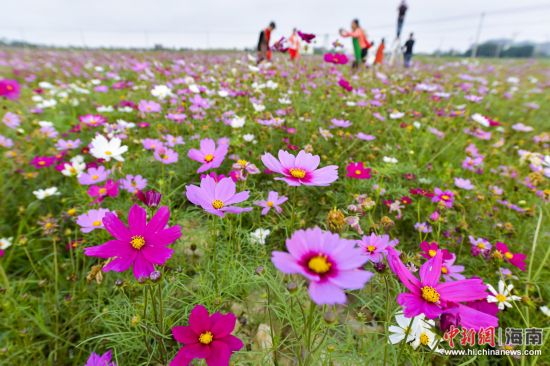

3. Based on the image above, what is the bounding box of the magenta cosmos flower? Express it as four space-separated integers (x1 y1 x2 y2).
386 247 488 319
84 350 116 366
261 150 338 187
494 242 526 271
84 204 181 279
0 79 21 100
185 176 252 217
272 227 373 305
254 191 287 215
346 162 371 179
432 188 454 208
170 305 243 366
188 138 229 173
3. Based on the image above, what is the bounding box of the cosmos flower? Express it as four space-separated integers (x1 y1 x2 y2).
419 242 452 261
486 280 521 310
170 305 243 366
188 138 229 173
261 150 338 187
56 138 81 151
90 134 128 162
346 162 371 179
61 156 86 177
185 176 252 217
0 237 13 257
297 30 316 43
469 236 492 257
79 114 107 127
2 112 20 129
78 166 110 185
119 174 147 193
254 191 288 215
432 188 454 208
414 222 432 233
30 155 56 169
357 233 398 263
154 146 179 164
271 227 373 305
77 208 113 233
151 85 173 100
330 119 352 128
87 179 119 203
136 189 162 207
33 187 60 200
388 312 436 348
454 177 474 190
338 78 353 92
494 242 526 271
138 100 161 113
0 79 21 100
84 204 181 279
84 350 116 366
441 254 465 282
386 248 488 319
250 228 271 245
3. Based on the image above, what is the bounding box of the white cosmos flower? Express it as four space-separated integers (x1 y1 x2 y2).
389 312 435 347
266 80 278 89
151 85 173 100
218 90 229 97
230 116 245 128
250 228 271 245
252 103 265 112
61 155 86 177
487 280 521 310
188 84 200 93
0 237 13 250
33 187 60 200
278 97 291 105
90 134 128 162
390 111 404 119
243 134 256 143
471 113 490 127
383 156 398 164
96 105 114 113
540 306 550 317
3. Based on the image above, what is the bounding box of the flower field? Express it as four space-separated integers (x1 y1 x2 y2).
0 49 549 365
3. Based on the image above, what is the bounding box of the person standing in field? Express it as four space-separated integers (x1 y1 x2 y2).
403 33 415 68
374 38 385 66
257 21 276 64
288 28 300 61
340 19 371 70
397 1 408 38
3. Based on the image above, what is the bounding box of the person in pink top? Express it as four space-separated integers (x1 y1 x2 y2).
340 19 372 70
288 28 300 61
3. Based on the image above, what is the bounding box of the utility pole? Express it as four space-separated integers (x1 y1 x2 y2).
471 12 485 58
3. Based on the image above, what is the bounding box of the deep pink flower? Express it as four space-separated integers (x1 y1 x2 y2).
30 156 56 169
297 31 316 43
338 78 353 92
185 176 252 217
136 190 162 207
170 305 243 366
419 241 452 261
0 79 21 100
432 188 454 208
346 162 371 179
495 242 526 271
84 204 181 279
254 191 287 215
357 233 398 263
440 300 498 331
84 349 116 366
188 138 229 173
272 227 373 305
261 150 338 186
87 179 119 203
386 247 488 319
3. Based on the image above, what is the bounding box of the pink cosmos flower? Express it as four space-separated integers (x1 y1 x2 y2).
185 176 252 217
419 241 452 260
441 254 465 282
261 150 338 187
137 189 162 207
0 79 21 100
231 158 260 180
30 156 56 169
79 166 110 185
297 30 316 43
76 208 113 233
346 162 371 179
119 174 147 193
84 204 181 279
170 305 243 366
142 138 164 151
254 191 288 215
188 138 229 173
495 242 526 271
84 350 116 366
414 222 432 233
87 179 119 203
338 78 353 92
55 138 81 151
454 177 474 190
154 146 179 164
271 227 373 305
79 114 107 127
357 233 398 263
440 300 498 332
386 247 488 319
469 236 492 257
330 118 352 128
138 100 162 113
356 132 376 141
3 112 20 129
432 188 454 208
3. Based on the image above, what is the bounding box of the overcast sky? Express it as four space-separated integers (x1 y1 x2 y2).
2 0 550 52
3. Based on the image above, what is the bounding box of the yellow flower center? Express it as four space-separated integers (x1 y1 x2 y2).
130 235 146 250
441 266 448 274
162 154 169 160
504 252 514 259
105 151 112 156
67 208 77 216
212 199 224 209
477 243 485 249
367 245 376 253
421 286 440 303
420 333 430 346
308 255 332 274
496 294 507 303
92 220 102 227
199 331 213 345
204 154 214 162
355 169 362 175
237 159 248 167
45 223 54 229
428 249 436 257
38 161 46 166
92 175 99 180
289 168 306 179
267 201 274 207
441 194 450 201
99 188 107 195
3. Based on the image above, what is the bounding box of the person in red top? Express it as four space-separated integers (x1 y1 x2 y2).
288 28 300 61
374 38 385 66
340 19 371 70
257 21 276 64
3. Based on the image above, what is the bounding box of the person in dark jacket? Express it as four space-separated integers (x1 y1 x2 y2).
257 21 276 64
402 32 415 68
